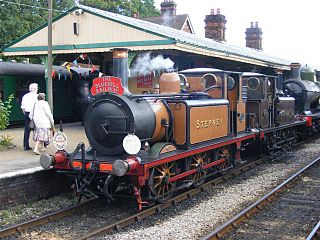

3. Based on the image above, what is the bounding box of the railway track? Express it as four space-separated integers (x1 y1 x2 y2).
201 156 320 240
78 158 267 240
0 198 101 238
0 139 315 239
78 140 315 239
0 158 265 239
306 221 320 240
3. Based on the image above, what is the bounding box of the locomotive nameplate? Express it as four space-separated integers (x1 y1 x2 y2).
190 105 228 144
91 76 124 96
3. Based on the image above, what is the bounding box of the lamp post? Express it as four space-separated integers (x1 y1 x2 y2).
47 0 53 110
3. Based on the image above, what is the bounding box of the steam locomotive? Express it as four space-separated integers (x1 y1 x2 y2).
40 66 320 210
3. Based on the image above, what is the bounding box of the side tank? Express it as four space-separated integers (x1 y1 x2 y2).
283 79 320 114
274 96 295 125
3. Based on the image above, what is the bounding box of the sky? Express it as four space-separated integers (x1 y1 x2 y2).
154 0 320 69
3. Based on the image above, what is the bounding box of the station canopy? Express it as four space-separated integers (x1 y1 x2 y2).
2 4 291 70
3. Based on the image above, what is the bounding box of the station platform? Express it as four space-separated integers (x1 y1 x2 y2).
0 122 89 176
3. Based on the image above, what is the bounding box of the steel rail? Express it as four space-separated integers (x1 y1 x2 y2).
201 156 320 240
0 198 99 238
306 221 320 240
79 158 265 240
0 138 310 239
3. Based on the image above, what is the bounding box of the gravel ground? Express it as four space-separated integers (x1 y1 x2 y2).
1 137 320 240
0 193 76 228
101 138 320 240
2 196 138 240
222 162 320 240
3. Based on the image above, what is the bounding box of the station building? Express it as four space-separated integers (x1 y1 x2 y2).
1 2 293 121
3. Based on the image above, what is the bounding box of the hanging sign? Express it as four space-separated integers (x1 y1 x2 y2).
90 76 124 96
137 74 153 88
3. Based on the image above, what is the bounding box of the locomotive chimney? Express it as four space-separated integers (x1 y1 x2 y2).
275 69 284 95
112 48 129 92
290 62 301 79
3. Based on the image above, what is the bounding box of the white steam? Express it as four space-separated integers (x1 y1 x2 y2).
161 12 171 27
130 52 174 77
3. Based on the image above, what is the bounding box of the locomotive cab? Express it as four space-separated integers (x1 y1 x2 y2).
244 73 295 129
179 68 247 135
243 73 273 128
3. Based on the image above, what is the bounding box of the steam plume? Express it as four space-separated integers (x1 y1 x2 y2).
161 12 171 27
130 52 174 77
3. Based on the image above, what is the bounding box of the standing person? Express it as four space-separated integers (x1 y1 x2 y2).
21 83 38 151
29 93 54 155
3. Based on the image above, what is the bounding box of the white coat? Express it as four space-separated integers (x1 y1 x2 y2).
29 100 54 129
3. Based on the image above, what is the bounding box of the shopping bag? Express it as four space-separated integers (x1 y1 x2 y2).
29 120 35 130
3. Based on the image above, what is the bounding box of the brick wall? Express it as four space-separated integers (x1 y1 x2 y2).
0 169 72 209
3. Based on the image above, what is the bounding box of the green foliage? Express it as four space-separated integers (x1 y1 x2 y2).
0 208 19 225
0 0 75 50
0 134 15 151
0 0 159 61
79 0 160 17
0 94 15 150
0 94 14 130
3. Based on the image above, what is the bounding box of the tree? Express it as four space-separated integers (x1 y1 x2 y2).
79 0 160 17
0 0 159 61
0 0 74 53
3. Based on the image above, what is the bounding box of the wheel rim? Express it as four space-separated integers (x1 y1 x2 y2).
189 153 209 187
217 147 230 170
149 162 176 202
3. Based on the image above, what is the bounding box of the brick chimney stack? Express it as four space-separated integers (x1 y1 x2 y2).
245 21 263 50
204 8 227 42
160 0 177 16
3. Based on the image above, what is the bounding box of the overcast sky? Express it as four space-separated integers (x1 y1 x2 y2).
154 0 320 69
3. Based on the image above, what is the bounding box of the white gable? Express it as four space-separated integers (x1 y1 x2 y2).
7 11 169 55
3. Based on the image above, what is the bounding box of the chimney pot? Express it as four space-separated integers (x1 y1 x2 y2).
160 0 177 16
246 21 263 50
133 11 139 18
205 8 226 42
